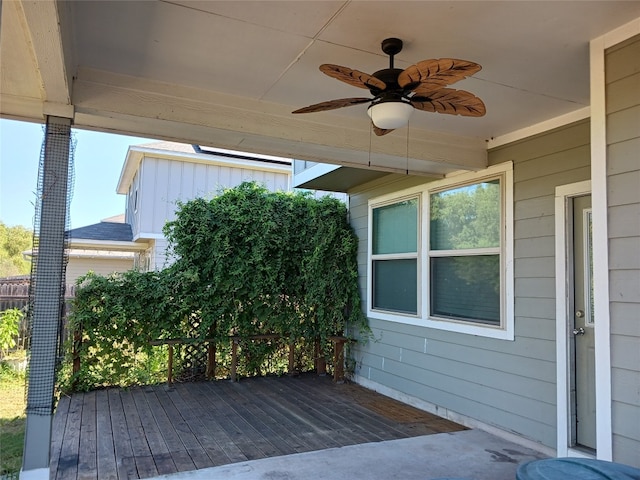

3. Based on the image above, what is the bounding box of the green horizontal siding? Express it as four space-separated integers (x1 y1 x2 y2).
349 119 591 450
606 34 640 467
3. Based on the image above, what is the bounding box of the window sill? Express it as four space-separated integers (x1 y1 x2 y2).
367 310 514 340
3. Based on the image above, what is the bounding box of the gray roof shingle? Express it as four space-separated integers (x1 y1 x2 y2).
66 222 133 242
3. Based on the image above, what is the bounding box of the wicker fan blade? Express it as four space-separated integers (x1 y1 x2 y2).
292 97 371 114
411 88 486 117
411 83 441 98
320 64 387 91
398 59 482 90
373 125 395 136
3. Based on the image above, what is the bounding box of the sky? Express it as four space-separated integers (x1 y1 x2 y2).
0 118 155 230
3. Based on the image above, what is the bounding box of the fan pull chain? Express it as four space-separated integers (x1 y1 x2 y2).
368 123 373 168
405 120 410 175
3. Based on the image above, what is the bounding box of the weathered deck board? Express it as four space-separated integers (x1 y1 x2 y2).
107 389 137 480
130 387 176 477
95 390 117 480
51 374 466 479
173 383 246 465
143 387 196 473
77 391 97 480
49 394 70 480
56 393 83 480
120 390 158 479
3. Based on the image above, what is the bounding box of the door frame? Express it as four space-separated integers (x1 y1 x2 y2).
555 180 611 458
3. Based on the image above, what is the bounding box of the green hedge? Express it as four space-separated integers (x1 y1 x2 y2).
64 183 366 391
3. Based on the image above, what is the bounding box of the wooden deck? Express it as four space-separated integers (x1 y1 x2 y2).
50 374 465 480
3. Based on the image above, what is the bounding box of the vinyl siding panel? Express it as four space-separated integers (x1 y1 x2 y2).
608 138 640 175
349 120 590 450
610 303 640 336
607 106 640 145
608 206 640 240
514 257 554 279
606 34 640 468
151 238 171 270
514 166 591 201
66 257 134 284
514 195 555 220
514 216 555 240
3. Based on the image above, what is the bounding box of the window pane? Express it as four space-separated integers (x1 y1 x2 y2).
430 255 500 324
373 259 417 314
430 180 500 250
585 210 594 325
373 199 418 254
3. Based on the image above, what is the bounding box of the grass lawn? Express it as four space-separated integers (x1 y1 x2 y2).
0 357 26 479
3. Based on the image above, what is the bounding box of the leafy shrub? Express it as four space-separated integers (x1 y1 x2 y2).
64 183 367 391
0 309 22 358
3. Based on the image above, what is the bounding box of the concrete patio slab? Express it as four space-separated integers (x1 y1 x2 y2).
153 429 548 480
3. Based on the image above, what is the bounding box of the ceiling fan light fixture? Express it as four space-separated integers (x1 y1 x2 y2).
293 38 485 134
367 100 414 130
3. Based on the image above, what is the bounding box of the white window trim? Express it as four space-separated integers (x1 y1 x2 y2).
367 161 514 340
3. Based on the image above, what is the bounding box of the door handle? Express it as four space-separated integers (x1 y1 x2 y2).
575 310 585 318
573 327 586 336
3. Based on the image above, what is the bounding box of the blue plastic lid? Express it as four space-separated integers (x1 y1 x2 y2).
517 458 640 480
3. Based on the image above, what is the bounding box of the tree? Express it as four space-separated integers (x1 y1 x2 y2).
0 222 32 277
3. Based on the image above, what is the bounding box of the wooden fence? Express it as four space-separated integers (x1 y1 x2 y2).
0 277 76 351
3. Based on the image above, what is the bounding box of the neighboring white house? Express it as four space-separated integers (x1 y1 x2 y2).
293 32 640 468
63 141 344 278
117 142 294 271
63 214 145 283
23 214 146 285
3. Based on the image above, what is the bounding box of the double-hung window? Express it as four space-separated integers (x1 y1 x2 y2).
368 162 513 340
370 197 419 315
429 179 501 325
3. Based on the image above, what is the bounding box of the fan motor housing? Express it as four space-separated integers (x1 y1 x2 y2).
371 68 404 93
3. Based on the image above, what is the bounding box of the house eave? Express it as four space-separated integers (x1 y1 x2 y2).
294 164 390 193
67 239 149 252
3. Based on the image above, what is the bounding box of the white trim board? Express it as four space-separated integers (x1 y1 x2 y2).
584 17 640 460
589 35 612 461
487 107 590 149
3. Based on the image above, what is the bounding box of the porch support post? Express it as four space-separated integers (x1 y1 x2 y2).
288 342 295 375
21 116 72 479
230 338 238 382
206 341 216 380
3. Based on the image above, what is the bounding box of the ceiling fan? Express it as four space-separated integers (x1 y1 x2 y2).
292 38 486 136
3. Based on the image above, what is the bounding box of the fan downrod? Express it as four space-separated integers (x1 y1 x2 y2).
381 37 403 69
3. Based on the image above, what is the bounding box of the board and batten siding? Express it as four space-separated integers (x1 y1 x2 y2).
349 120 590 450
137 156 291 235
148 237 171 271
606 34 640 467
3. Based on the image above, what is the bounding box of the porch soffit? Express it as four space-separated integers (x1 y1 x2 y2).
70 67 488 176
3 1 640 177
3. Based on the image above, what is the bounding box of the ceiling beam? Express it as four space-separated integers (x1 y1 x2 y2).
72 67 487 176
18 0 74 117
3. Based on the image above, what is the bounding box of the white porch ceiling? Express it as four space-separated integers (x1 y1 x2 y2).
1 1 639 176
